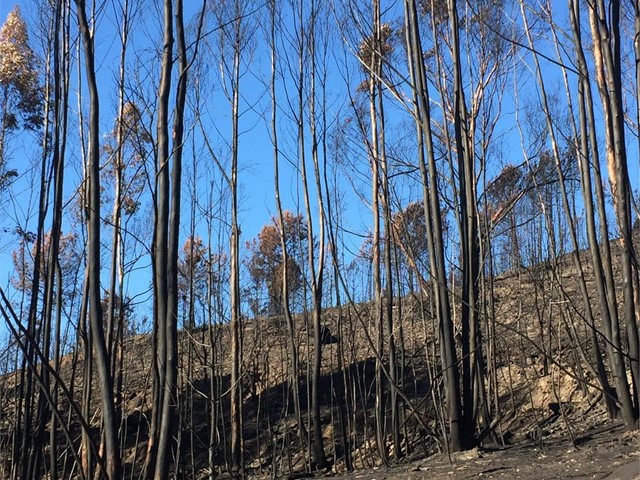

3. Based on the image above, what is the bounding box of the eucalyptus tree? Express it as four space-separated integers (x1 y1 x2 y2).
585 0 639 426
266 3 309 467
143 0 206 476
289 0 330 466
442 0 484 445
73 0 122 477
101 0 149 391
0 6 42 189
0 7 46 477
403 0 464 452
345 2 403 460
564 0 630 419
41 6 73 477
203 0 256 471
247 213 308 316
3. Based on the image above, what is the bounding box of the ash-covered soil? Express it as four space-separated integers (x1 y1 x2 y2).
317 423 639 480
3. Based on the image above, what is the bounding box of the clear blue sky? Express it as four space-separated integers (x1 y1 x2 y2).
0 0 371 331
0 0 638 339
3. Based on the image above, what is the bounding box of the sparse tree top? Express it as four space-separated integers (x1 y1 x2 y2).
0 4 43 189
0 5 42 132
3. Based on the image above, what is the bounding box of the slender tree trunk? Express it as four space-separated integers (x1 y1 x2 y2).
305 0 328 468
156 0 187 474
268 1 309 472
404 0 463 452
566 0 618 415
74 1 121 477
16 27 54 478
366 0 388 463
43 3 71 476
16 3 60 476
588 0 639 427
229 4 244 471
448 0 480 446
106 0 130 396
144 0 173 473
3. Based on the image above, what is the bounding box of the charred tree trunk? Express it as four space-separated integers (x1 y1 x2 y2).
588 0 639 428
74 1 121 477
404 0 464 452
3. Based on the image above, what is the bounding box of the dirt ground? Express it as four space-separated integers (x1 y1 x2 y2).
317 423 639 480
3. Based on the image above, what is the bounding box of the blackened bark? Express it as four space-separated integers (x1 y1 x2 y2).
404 0 464 452
74 1 121 477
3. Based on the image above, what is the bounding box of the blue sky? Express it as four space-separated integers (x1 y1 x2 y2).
0 0 372 330
0 0 638 340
